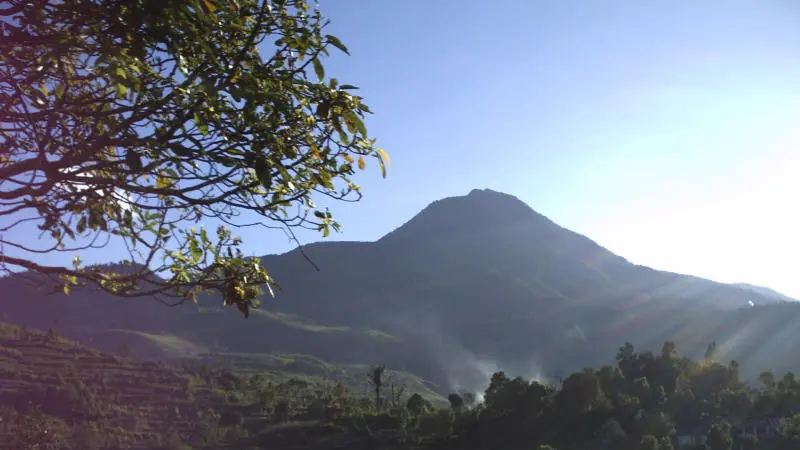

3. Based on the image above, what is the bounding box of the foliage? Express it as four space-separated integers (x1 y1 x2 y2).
0 0 387 316
13 317 800 449
441 341 800 450
706 421 733 450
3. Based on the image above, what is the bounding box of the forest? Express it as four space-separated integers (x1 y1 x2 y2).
2 319 800 450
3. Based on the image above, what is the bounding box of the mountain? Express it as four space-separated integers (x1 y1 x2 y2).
731 282 798 303
1 188 797 392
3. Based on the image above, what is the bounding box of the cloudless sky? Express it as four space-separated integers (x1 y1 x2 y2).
317 0 800 298
13 1 800 297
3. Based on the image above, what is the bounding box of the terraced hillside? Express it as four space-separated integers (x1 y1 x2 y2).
0 321 447 449
0 322 228 448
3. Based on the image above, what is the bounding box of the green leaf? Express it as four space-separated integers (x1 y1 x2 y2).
190 240 202 263
344 110 367 136
254 158 271 189
172 145 192 157
193 111 209 135
115 83 128 99
312 58 325 81
316 100 330 120
76 216 87 234
326 35 350 55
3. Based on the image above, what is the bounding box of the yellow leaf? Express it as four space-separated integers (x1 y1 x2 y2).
357 156 366 170
376 148 390 178
156 174 170 189
377 148 391 165
203 0 216 12
342 154 354 164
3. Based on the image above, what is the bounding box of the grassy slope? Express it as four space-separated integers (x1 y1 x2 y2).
249 309 400 342
63 307 446 406
114 326 444 405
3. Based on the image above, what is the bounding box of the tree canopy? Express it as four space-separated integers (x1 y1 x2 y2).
0 0 388 316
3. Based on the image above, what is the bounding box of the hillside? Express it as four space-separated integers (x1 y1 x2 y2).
0 321 446 449
0 321 233 448
8 319 800 450
732 282 798 303
0 188 796 393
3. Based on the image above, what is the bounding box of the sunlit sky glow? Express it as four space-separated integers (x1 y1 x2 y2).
12 0 800 298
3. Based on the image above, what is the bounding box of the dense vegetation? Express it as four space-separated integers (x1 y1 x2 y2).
6 320 800 449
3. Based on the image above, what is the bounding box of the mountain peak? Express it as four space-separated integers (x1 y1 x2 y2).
379 188 554 244
465 187 523 202
465 187 509 197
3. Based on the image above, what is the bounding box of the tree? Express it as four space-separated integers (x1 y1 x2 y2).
45 326 58 344
758 370 776 390
660 341 676 360
557 371 604 415
367 364 387 411
0 0 388 317
782 413 800 444
386 374 406 409
406 393 430 417
447 393 464 413
706 421 732 450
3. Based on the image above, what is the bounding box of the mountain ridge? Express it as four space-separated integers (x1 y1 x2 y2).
731 282 798 303
1 188 797 393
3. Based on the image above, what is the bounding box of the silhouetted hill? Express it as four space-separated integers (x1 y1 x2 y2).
0 188 794 392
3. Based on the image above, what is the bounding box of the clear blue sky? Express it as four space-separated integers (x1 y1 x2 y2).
316 0 800 297
15 1 800 297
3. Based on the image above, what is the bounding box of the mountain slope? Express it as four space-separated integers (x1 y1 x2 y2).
0 188 792 392
732 282 797 303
